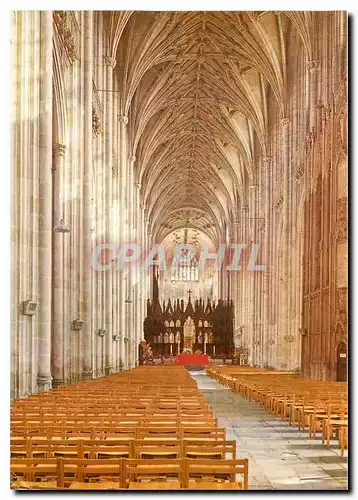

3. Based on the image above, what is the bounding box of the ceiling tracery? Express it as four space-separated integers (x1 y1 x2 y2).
110 11 312 243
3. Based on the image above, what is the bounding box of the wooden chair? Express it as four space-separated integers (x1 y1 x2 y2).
11 458 60 488
134 442 182 459
184 458 248 490
136 425 180 439
184 440 236 459
181 426 226 443
124 458 184 489
65 458 125 488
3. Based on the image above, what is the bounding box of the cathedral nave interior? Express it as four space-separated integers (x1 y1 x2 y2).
10 10 348 491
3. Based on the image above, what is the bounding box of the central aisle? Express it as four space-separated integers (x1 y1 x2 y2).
190 370 348 490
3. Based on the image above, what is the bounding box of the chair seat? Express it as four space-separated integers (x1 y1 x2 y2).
136 463 180 470
69 481 123 490
184 437 218 442
12 463 57 470
327 419 348 426
105 437 134 441
188 481 242 490
96 451 129 457
11 480 59 490
53 451 79 456
186 452 223 458
129 481 181 490
83 464 120 469
143 437 176 442
139 452 178 457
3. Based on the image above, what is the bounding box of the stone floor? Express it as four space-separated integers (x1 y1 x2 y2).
191 370 348 491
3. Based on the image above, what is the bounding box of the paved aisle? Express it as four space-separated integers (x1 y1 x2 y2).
191 371 348 490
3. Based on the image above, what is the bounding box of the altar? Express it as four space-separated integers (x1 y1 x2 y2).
175 353 210 366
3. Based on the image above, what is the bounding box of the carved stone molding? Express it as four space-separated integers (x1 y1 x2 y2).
128 154 136 163
338 109 347 154
298 327 307 336
21 300 38 316
112 151 118 178
119 115 128 125
92 106 101 137
307 59 320 72
72 319 83 331
104 56 117 69
262 156 272 168
336 287 347 327
52 143 67 158
294 163 305 182
336 197 348 241
274 193 283 210
53 11 79 65
308 127 316 144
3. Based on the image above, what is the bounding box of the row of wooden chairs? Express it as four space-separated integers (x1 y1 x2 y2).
11 437 236 460
11 457 248 490
12 415 216 426
11 365 249 489
207 365 348 456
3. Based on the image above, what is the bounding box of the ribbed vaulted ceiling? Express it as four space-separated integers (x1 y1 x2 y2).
106 11 316 246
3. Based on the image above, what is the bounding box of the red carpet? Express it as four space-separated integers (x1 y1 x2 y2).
175 354 210 366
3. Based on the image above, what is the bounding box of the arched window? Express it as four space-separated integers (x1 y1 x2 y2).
171 255 199 282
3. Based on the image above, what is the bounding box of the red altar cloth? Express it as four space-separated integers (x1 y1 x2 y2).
175 354 210 366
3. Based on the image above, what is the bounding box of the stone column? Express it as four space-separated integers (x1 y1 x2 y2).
51 143 66 388
118 115 128 369
231 220 238 345
307 60 320 130
147 227 152 299
141 205 147 336
82 10 93 379
262 156 272 366
104 55 116 375
126 154 136 366
281 117 291 368
241 203 250 360
135 182 142 358
233 218 241 345
37 11 53 392
248 185 258 365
